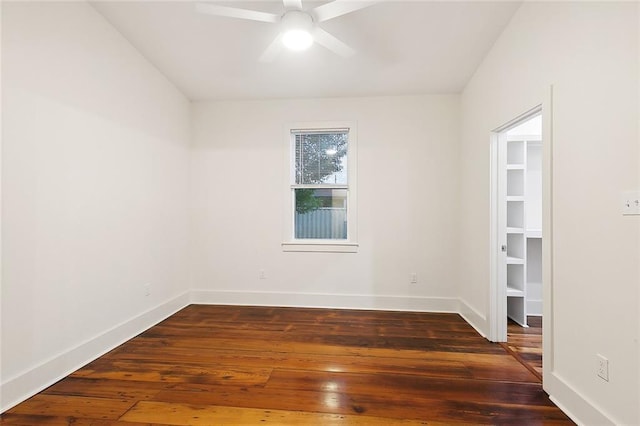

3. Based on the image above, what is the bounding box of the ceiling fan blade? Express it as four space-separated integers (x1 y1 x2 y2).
283 0 303 11
196 3 279 23
312 0 378 23
259 35 284 62
312 27 355 58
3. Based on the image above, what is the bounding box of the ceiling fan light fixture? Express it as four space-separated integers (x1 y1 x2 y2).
281 10 314 51
282 29 313 51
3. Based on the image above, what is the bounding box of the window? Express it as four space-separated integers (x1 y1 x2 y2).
283 122 357 252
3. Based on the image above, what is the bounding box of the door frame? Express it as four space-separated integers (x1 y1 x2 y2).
488 93 552 344
490 106 543 341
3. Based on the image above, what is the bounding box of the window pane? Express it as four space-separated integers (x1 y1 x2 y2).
295 132 348 185
295 189 347 239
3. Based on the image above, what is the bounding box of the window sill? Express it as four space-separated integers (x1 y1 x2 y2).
281 241 359 253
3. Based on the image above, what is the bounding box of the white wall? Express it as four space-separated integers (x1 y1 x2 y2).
460 2 639 425
0 2 4 411
190 96 461 311
1 2 191 410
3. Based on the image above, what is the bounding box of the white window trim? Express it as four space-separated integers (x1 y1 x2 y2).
282 121 358 253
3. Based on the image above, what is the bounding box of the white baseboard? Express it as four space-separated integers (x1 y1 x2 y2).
458 298 487 338
527 299 542 316
546 372 616 426
190 289 460 313
0 291 190 413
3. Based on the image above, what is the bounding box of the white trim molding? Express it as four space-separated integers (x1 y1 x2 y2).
281 241 358 253
547 372 616 426
458 298 488 338
191 289 459 313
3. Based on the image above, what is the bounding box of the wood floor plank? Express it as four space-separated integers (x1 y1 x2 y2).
108 343 476 380
150 383 571 424
5 394 134 420
138 328 503 355
43 377 166 401
264 368 553 407
113 336 535 382
0 413 153 425
506 316 543 380
121 401 434 425
1 305 572 425
119 335 506 364
460 352 540 382
72 361 272 386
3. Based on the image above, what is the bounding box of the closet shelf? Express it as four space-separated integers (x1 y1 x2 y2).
526 229 542 238
506 128 542 327
506 135 542 143
507 286 525 297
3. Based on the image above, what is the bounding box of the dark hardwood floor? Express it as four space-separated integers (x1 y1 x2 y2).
503 316 543 381
1 305 572 425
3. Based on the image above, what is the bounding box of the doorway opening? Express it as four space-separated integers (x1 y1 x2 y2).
490 108 543 379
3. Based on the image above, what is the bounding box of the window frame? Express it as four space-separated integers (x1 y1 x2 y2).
282 121 358 253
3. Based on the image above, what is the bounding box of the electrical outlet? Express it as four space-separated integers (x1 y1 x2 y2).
144 283 151 297
259 269 266 279
596 354 609 381
622 190 640 215
410 273 418 284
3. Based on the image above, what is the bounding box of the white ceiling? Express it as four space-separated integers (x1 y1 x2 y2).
90 1 521 101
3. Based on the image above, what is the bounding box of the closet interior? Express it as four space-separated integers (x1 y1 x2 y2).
505 116 542 327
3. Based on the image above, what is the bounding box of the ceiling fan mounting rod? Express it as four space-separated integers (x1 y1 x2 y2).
281 10 314 29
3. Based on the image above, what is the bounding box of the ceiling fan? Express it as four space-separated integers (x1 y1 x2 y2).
195 0 377 62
